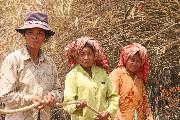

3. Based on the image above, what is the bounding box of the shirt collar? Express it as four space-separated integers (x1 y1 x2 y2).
21 45 45 62
121 67 138 80
77 64 97 79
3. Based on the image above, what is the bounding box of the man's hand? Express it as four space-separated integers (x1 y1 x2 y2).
32 96 46 110
44 94 56 107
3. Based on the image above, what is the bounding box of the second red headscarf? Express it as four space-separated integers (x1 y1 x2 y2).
118 43 150 82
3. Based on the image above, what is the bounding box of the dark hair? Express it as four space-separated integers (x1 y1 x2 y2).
83 42 96 54
134 51 142 62
135 51 140 56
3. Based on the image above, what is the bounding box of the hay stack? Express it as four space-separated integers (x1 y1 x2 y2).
0 0 179 119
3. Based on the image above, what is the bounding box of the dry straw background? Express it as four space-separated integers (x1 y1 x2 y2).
0 0 179 120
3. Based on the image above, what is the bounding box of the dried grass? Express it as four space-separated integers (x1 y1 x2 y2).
0 0 179 119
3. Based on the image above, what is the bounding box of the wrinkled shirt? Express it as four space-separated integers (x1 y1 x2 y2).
0 46 62 120
109 67 153 120
63 64 119 120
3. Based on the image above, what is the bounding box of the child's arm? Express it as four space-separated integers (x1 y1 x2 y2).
142 84 154 120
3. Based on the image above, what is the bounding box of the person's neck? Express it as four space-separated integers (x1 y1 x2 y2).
27 46 40 65
126 69 135 80
81 65 92 78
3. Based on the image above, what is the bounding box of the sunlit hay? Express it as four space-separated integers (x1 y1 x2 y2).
0 0 179 119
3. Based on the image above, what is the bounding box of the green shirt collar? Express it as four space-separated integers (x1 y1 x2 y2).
76 64 97 79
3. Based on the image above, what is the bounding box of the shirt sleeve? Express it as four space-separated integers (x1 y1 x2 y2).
109 69 121 95
142 84 154 120
49 62 63 102
109 69 124 119
0 55 33 106
104 70 119 119
63 70 82 115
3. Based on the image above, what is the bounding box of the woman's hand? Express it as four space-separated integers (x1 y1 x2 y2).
95 111 110 120
114 109 124 120
76 100 87 109
32 96 46 110
44 94 56 107
146 116 154 120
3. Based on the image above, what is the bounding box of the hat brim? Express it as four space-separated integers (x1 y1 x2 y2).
15 24 55 37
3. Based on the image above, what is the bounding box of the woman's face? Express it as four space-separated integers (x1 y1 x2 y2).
77 46 95 69
25 27 46 49
125 53 142 73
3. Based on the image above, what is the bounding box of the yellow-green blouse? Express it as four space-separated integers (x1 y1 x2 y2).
63 64 119 120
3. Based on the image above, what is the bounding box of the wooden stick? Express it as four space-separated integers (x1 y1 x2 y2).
86 105 101 115
56 101 101 115
0 101 101 115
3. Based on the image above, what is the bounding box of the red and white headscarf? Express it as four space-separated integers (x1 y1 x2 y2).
118 43 150 82
65 37 109 71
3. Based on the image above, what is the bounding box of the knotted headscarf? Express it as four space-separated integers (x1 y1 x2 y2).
65 36 109 71
118 43 150 82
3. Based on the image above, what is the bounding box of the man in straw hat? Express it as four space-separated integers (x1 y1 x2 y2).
0 11 62 120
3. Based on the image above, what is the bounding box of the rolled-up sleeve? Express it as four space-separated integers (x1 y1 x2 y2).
63 71 80 114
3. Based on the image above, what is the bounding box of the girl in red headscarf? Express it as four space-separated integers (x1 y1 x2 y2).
109 43 153 120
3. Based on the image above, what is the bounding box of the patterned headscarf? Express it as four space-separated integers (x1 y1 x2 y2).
65 36 109 71
118 43 150 82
